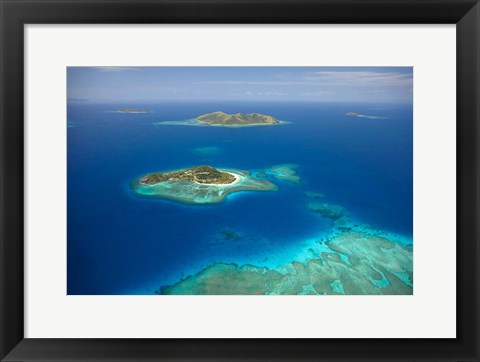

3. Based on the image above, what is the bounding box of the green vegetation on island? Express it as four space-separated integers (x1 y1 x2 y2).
196 111 280 126
132 167 278 204
133 164 299 205
140 165 236 185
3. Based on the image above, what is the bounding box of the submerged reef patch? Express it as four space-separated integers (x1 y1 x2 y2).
193 146 220 156
304 191 325 199
260 164 301 184
220 229 242 241
159 231 413 295
305 202 345 220
162 263 285 295
154 119 207 127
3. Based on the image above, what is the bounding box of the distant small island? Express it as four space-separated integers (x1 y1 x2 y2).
346 112 387 120
140 165 237 186
117 108 150 113
196 112 280 126
132 165 278 204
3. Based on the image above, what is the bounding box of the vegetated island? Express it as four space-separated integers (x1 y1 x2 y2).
196 111 280 126
140 165 237 186
132 165 277 204
154 111 286 127
117 108 150 113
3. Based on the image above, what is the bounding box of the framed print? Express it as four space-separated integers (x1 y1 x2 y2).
0 0 479 361
66 65 414 297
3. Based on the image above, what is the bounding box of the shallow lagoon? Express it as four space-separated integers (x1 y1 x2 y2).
67 101 412 295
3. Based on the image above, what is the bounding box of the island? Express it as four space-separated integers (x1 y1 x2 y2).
117 108 150 113
140 165 237 185
196 111 280 126
132 165 278 204
346 112 387 120
154 111 287 127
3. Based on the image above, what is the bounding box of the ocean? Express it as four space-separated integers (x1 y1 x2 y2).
67 101 413 295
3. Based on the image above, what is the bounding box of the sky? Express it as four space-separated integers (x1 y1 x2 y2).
67 67 413 104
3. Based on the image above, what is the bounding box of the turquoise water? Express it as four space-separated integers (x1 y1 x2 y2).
67 101 412 294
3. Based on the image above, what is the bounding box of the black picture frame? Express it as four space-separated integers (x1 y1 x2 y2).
1 1 479 361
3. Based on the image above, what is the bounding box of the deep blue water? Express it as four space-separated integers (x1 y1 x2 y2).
67 102 413 294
